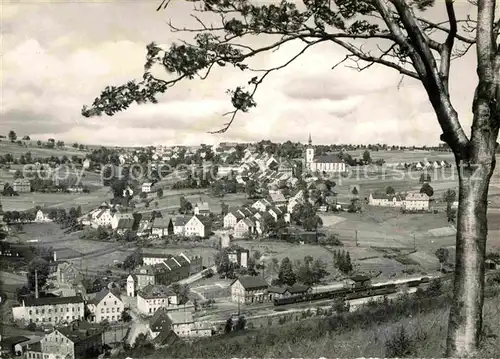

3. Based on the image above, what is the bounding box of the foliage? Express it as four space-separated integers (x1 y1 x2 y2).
171 283 190 304
385 326 421 358
81 1 500 356
386 186 396 195
362 150 372 164
121 310 133 322
123 249 143 271
420 183 434 197
333 250 353 274
278 257 296 286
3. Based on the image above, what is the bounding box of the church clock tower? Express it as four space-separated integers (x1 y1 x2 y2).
305 133 314 170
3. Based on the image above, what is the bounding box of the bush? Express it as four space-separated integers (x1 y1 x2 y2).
385 326 417 357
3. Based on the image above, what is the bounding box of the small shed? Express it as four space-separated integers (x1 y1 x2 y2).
345 275 372 289
0 336 30 356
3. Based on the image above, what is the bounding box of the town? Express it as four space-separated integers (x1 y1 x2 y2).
1 132 500 358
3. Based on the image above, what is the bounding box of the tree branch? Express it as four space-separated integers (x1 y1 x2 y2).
476 0 496 78
328 37 419 78
440 0 458 90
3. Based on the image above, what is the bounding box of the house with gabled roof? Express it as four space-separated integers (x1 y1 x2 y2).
111 212 135 234
252 198 272 212
11 295 85 325
137 284 178 315
87 288 123 323
152 217 173 237
267 206 283 221
184 215 211 238
223 210 244 229
173 216 190 235
368 193 403 207
234 218 256 239
194 202 210 216
269 190 286 205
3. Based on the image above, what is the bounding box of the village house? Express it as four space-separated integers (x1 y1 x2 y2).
368 193 404 207
193 202 210 216
267 284 312 301
87 288 124 323
0 336 38 357
151 217 173 237
287 190 304 213
142 252 203 276
142 182 153 193
223 210 244 229
183 215 211 238
163 311 212 338
110 212 135 234
267 206 283 221
12 295 85 325
136 284 178 315
269 190 287 206
234 218 256 239
227 248 249 268
82 158 91 169
34 209 52 223
25 326 103 359
173 216 190 235
251 198 273 212
52 261 81 286
403 192 431 211
153 256 191 286
127 266 156 296
90 208 114 228
277 160 294 176
231 276 269 304
13 179 31 193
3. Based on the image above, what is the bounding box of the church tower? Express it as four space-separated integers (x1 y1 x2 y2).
305 133 314 170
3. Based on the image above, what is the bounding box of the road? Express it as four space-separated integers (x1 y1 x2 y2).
124 300 149 346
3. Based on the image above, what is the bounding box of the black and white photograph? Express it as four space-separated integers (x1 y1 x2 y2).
1 0 499 357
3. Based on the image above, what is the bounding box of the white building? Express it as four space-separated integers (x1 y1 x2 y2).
34 210 52 223
110 212 135 232
223 211 244 229
142 182 153 193
90 208 114 228
136 284 178 315
368 193 403 207
403 192 431 211
12 295 85 325
87 289 124 323
251 199 272 213
305 134 347 173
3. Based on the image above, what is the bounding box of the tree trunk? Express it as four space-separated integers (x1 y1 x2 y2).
446 127 497 357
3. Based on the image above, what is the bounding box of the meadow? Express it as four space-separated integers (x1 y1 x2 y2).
0 187 112 212
0 140 87 158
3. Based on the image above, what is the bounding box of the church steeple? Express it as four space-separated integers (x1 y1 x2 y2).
308 133 312 146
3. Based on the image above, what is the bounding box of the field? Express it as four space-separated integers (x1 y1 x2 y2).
142 191 248 215
0 187 112 212
346 149 454 164
0 140 87 158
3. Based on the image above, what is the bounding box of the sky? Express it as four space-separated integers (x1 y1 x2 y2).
1 0 481 147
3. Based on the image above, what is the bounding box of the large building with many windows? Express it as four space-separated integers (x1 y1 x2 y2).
12 295 85 325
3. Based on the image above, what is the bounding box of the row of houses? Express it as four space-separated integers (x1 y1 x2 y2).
368 192 431 210
389 159 452 170
126 252 203 298
78 201 212 237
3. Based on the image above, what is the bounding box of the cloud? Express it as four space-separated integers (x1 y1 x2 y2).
0 1 481 147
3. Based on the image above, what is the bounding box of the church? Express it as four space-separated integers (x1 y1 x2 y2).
304 134 347 173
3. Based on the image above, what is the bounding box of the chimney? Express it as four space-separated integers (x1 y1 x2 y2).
53 251 57 262
34 270 39 299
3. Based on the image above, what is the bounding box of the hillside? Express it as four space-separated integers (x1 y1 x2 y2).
0 140 88 158
124 284 500 358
